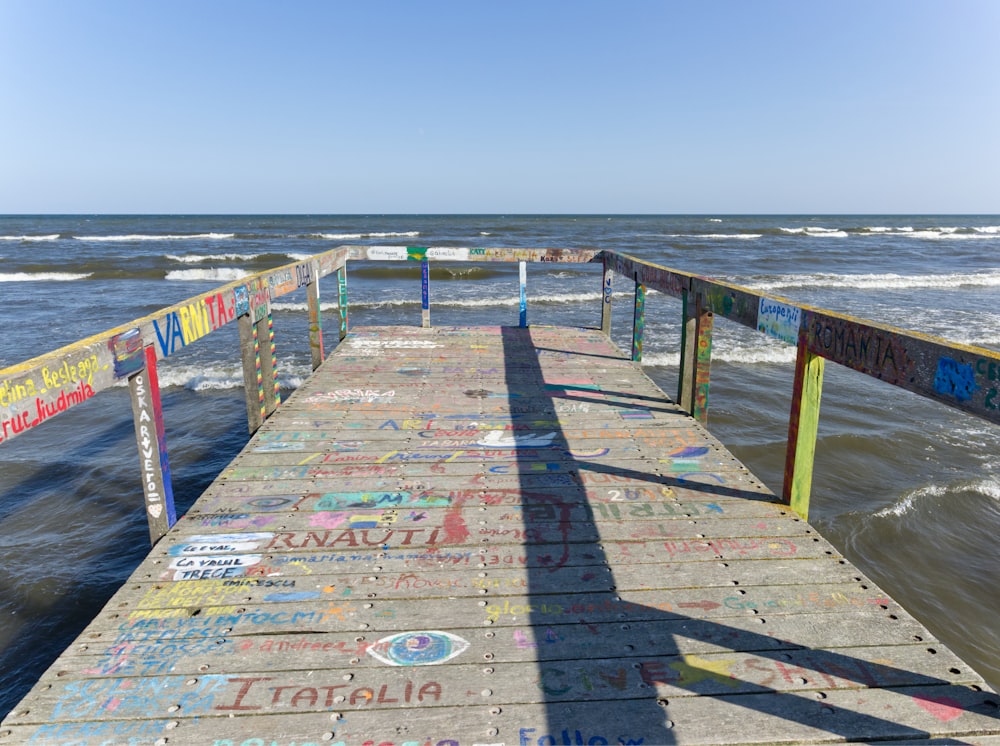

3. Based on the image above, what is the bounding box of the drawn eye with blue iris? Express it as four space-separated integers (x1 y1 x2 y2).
367 631 470 666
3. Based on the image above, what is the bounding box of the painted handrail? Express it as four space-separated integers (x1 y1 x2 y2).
3 244 999 544
0 247 349 543
602 250 1000 518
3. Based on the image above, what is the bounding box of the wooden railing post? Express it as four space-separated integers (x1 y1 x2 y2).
238 312 264 433
421 259 431 328
306 260 324 370
126 344 176 545
678 288 694 410
783 340 825 519
693 294 714 423
601 256 613 335
519 261 528 328
258 310 280 417
337 266 349 340
631 274 646 362
678 291 713 423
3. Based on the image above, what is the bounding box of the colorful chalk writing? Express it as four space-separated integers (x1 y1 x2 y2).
367 631 470 666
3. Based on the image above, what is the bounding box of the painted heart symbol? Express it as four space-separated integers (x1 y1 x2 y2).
913 694 964 722
148 504 162 518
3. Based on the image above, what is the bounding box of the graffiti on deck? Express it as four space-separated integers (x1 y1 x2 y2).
316 491 452 509
367 631 470 666
169 554 262 581
477 430 557 448
169 533 274 556
305 389 396 404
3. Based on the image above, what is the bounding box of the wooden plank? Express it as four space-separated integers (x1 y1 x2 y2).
3 324 996 746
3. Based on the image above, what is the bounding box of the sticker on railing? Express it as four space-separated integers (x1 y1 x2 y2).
757 297 802 345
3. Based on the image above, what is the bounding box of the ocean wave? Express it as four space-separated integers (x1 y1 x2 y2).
642 342 796 368
779 227 849 238
155 362 307 391
875 478 1000 518
747 269 1000 292
74 233 235 242
307 231 421 240
167 253 263 263
0 234 60 242
165 268 249 282
772 225 1000 239
661 233 762 240
0 272 92 282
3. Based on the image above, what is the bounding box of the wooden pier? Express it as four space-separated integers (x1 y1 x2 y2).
3 324 998 745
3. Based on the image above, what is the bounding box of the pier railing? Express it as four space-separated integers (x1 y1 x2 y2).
2 244 999 543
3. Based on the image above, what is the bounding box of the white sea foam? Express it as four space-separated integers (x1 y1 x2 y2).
165 268 249 282
861 226 1000 239
166 253 262 263
155 362 307 391
748 270 1000 292
0 234 60 241
662 233 761 240
779 227 849 237
642 342 796 368
309 231 420 240
873 489 928 518
76 233 235 241
876 478 1000 518
0 272 92 282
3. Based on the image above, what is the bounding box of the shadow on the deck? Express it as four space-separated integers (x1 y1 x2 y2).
503 326 999 743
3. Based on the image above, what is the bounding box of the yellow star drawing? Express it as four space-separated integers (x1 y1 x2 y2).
669 654 739 688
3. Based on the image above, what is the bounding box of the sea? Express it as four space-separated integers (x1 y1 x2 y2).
1 214 999 715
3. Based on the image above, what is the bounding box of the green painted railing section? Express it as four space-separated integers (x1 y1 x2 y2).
3 243 1000 543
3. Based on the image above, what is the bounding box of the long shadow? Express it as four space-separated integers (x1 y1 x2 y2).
502 326 999 743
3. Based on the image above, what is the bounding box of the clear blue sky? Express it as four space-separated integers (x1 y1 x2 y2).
2 1 998 214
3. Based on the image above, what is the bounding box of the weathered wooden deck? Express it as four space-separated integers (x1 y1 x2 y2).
3 325 999 745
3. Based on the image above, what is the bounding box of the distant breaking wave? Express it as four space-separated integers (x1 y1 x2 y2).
165 268 249 282
777 225 1000 239
167 253 264 263
642 343 796 368
659 233 763 240
747 270 1000 292
307 231 421 240
0 234 60 242
74 233 236 241
0 271 92 282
